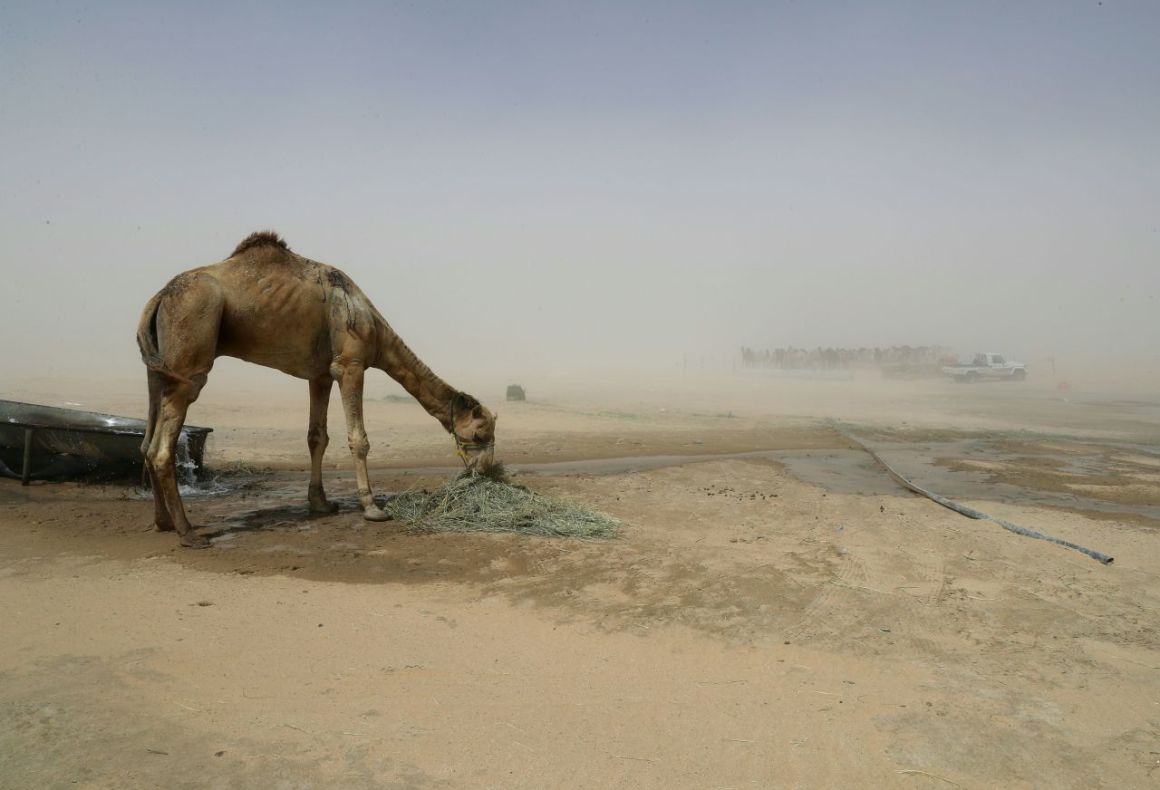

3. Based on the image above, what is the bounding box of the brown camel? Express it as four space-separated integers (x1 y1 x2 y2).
136 231 497 548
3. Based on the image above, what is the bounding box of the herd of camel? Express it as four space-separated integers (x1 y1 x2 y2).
740 345 955 371
137 231 496 548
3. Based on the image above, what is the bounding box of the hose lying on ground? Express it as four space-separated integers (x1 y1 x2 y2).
835 426 1114 565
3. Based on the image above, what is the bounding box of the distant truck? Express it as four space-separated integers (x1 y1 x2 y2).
943 352 1027 382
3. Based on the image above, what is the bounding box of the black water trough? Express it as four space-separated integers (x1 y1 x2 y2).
0 399 211 484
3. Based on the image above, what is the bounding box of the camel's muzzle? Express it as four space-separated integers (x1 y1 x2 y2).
457 440 495 473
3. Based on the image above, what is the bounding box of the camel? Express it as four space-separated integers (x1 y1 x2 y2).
136 231 497 548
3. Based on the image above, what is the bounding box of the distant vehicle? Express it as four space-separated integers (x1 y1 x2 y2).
943 352 1028 382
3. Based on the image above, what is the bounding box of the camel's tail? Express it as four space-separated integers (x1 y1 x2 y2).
137 292 196 386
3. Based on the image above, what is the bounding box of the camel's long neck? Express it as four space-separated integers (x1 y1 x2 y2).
373 319 457 431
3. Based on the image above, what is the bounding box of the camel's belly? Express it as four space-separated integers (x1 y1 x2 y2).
219 342 330 379
216 292 333 379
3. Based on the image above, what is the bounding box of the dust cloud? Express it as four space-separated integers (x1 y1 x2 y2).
4 9 1160 789
2 3 1157 399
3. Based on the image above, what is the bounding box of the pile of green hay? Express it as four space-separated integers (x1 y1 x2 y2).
383 468 619 539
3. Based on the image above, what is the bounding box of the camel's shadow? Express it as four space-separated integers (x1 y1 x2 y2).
202 494 396 541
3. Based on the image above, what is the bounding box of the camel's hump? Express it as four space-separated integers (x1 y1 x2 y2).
230 230 290 257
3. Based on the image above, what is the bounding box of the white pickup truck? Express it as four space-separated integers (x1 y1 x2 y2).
943 352 1028 382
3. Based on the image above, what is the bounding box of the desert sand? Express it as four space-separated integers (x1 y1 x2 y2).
2 370 1159 788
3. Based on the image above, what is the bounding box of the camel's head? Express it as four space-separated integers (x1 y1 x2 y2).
450 392 497 474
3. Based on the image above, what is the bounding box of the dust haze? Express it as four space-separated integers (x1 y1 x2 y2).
2 2 1157 400
6 6 1160 789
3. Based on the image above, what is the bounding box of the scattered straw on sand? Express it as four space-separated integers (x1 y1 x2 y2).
384 469 619 539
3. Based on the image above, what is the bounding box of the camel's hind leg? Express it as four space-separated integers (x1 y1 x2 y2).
146 378 208 547
307 375 338 513
142 273 221 547
141 369 174 531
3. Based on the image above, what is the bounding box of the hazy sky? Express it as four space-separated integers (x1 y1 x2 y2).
2 1 1157 385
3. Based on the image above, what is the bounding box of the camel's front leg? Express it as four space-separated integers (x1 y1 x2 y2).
306 375 339 514
332 360 391 522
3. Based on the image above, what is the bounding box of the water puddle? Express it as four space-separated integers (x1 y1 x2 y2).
508 441 1160 522
759 449 898 496
848 438 1160 523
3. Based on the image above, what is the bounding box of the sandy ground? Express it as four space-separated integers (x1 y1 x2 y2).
2 371 1159 788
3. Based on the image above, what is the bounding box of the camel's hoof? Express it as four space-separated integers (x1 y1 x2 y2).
309 501 340 515
363 506 393 523
179 532 211 549
154 522 176 533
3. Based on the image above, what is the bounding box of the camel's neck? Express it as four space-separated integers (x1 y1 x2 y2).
373 319 457 431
